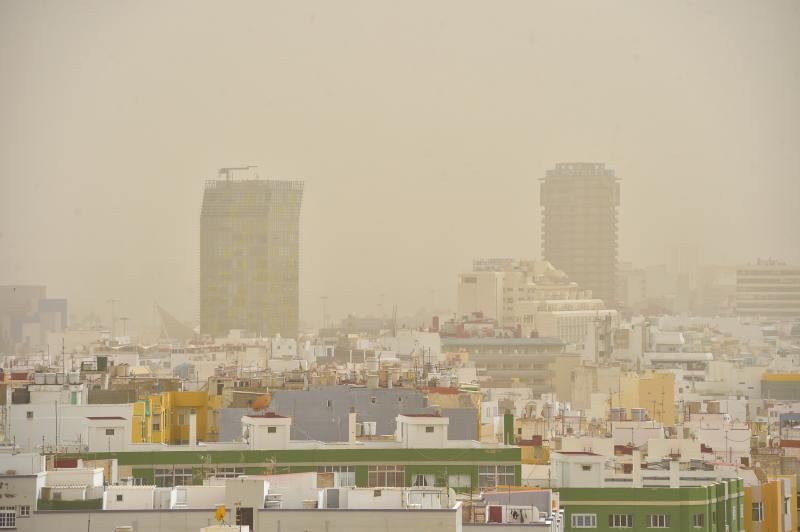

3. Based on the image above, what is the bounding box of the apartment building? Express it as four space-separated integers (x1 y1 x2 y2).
200 172 304 338
736 260 800 318
540 163 620 307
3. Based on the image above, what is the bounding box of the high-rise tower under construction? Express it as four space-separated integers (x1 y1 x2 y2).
200 169 304 338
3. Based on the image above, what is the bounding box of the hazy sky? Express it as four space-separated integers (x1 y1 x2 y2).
2 1 799 334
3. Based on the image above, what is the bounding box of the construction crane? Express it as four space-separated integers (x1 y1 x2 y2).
218 165 257 180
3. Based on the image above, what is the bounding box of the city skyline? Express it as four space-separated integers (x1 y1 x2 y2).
0 3 799 531
2 1 799 332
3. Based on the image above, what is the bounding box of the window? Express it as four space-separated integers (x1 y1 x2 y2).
646 514 671 528
155 468 172 487
368 465 404 487
18 506 30 518
116 494 123 501
692 513 705 528
370 396 377 404
177 414 187 425
0 510 15 529
581 464 593 471
609 514 633 528
448 474 471 489
212 467 244 478
318 465 355 487
571 513 597 528
105 429 115 436
267 426 277 433
174 468 192 486
155 467 193 487
425 426 434 433
26 411 33 420
752 502 763 522
412 474 436 487
326 400 332 408
479 465 515 489
152 420 161 432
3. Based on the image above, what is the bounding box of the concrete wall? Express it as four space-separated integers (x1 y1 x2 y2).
399 419 447 449
261 473 319 508
0 453 45 475
103 486 155 510
9 403 131 451
224 477 267 509
173 485 225 509
347 488 404 509
20 507 462 532
0 474 41 512
256 507 462 532
17 509 219 532
86 423 127 452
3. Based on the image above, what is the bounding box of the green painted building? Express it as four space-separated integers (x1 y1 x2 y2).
557 478 745 531
73 447 521 493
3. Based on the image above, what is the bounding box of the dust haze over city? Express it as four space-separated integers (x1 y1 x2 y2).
2 1 798 336
1 2 800 531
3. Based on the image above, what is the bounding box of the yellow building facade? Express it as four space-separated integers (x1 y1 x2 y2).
132 391 221 444
744 476 797 532
617 371 675 426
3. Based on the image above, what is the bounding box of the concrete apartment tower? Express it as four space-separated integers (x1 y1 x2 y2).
540 162 620 307
200 169 304 339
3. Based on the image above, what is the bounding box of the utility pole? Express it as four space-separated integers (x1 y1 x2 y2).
55 400 59 464
320 296 328 330
107 299 120 339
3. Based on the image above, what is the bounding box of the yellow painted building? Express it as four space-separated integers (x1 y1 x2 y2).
132 391 221 444
744 476 796 532
616 371 675 426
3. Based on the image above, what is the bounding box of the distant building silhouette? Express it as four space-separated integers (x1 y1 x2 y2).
200 172 303 338
540 162 619 307
736 259 800 318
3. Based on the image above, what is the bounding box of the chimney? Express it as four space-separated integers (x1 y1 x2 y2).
189 413 197 447
348 407 357 444
669 458 680 488
632 449 642 488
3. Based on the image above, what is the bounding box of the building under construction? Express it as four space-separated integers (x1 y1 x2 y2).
200 168 304 339
540 162 620 307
